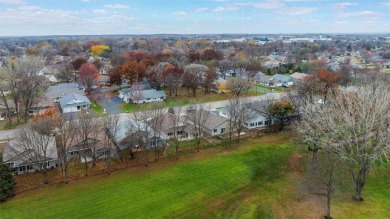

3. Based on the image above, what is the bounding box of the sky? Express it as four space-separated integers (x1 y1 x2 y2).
0 0 389 36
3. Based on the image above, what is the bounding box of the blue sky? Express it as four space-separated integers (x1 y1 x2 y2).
0 0 389 36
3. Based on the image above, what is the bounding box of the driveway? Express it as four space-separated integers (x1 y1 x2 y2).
97 96 123 114
111 96 125 105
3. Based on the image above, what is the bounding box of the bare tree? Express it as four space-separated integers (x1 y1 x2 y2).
56 114 77 183
218 59 232 80
183 64 208 97
297 81 390 202
147 102 166 161
102 114 120 174
305 150 339 219
248 97 275 133
14 118 56 184
168 107 185 159
186 104 210 152
76 110 100 176
234 98 253 143
0 56 47 123
0 82 12 124
226 77 251 97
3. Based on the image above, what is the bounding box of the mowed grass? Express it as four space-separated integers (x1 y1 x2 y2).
0 133 389 219
119 87 263 113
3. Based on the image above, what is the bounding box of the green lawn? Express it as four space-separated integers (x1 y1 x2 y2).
90 101 104 114
0 133 389 218
254 84 284 93
119 88 263 113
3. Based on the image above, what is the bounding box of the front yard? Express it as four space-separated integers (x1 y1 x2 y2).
119 87 264 113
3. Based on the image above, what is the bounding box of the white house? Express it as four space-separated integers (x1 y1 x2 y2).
59 93 91 113
3 136 58 175
119 89 166 104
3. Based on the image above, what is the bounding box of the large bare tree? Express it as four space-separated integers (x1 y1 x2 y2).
102 114 120 174
76 110 100 176
0 56 47 123
186 104 210 152
226 77 251 97
14 117 56 184
297 82 390 202
56 114 77 183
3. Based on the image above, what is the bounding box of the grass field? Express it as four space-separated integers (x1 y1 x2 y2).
0 133 389 218
119 87 262 113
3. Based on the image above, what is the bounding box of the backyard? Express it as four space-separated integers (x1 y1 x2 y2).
0 132 389 218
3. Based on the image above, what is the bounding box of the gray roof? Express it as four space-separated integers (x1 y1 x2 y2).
202 111 227 130
270 74 293 83
59 93 91 109
45 83 85 99
3 136 57 166
125 89 166 100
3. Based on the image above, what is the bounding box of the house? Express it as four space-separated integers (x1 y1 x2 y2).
149 112 196 141
244 101 275 129
45 83 85 102
66 135 117 162
218 101 274 130
59 93 91 113
249 71 272 85
199 111 230 136
384 62 390 69
264 74 294 87
119 89 166 104
3 136 57 175
109 119 166 151
290 72 308 81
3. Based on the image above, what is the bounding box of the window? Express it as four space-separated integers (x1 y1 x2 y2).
177 130 183 135
27 165 34 170
221 128 225 133
101 150 109 156
146 98 150 100
77 106 81 110
214 129 218 133
167 132 173 136
265 120 269 125
250 123 254 127
245 123 249 126
19 166 26 172
6 162 14 168
258 121 263 125
160 97 164 100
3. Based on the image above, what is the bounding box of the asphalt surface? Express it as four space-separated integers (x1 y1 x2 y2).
0 92 285 140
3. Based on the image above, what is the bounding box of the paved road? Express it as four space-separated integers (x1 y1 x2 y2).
97 86 123 114
0 92 285 140
0 129 18 140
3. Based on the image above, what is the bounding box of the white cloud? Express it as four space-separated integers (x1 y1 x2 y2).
214 6 240 11
277 7 318 15
195 7 209 12
172 11 187 18
0 0 26 4
331 2 358 10
382 1 390 7
104 4 129 9
253 0 285 9
338 10 382 18
93 9 106 14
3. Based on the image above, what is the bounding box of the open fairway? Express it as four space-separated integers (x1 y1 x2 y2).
0 133 389 218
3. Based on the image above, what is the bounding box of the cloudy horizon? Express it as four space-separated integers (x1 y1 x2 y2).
0 0 389 36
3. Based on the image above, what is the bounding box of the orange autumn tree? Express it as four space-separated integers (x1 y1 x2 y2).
34 108 57 122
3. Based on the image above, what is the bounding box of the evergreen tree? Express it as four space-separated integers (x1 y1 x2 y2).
0 155 16 202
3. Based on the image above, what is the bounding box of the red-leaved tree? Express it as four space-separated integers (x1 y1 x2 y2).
79 63 100 92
